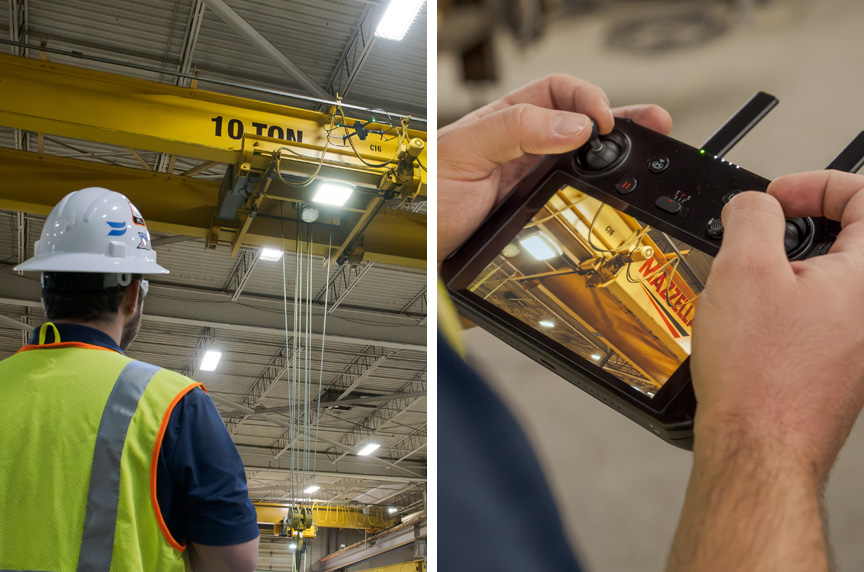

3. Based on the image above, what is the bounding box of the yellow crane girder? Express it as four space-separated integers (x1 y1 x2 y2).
0 149 426 268
254 502 398 533
0 53 427 187
354 561 425 572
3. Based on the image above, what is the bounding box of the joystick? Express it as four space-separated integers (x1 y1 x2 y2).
575 121 627 171
784 217 814 256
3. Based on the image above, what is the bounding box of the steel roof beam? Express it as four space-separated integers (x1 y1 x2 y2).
326 370 426 463
8 0 29 152
267 348 392 460
226 345 299 436
222 249 260 301
210 393 422 478
321 261 375 314
326 4 381 99
200 0 331 101
219 390 428 417
0 295 425 352
243 468 424 486
182 327 215 379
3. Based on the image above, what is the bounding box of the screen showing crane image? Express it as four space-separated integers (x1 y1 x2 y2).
467 185 713 398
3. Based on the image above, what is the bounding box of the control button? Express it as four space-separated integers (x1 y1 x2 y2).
706 218 724 239
722 190 741 204
616 178 638 195
655 196 682 214
649 157 670 173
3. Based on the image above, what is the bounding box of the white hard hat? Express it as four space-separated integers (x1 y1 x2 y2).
14 187 169 275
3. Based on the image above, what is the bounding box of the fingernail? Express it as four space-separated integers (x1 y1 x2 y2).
553 113 589 136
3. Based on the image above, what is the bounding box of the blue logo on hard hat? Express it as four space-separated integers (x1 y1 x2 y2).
107 221 127 236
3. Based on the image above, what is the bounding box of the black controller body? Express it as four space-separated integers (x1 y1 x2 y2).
441 117 842 450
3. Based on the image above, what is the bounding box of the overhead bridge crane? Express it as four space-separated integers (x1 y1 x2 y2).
254 502 406 571
0 52 427 268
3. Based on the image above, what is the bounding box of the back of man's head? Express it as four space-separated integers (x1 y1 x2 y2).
41 273 143 323
14 187 168 328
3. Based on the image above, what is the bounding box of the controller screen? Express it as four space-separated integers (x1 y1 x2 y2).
467 185 710 398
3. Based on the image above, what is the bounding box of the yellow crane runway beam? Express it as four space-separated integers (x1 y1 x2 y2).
0 149 426 269
0 53 426 188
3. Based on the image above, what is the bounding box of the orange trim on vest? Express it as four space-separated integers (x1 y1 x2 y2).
16 342 120 354
150 381 206 553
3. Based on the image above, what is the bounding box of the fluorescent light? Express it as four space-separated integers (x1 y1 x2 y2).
357 443 380 456
259 248 283 262
519 233 562 261
312 181 355 206
200 350 222 372
289 542 297 550
388 507 397 514
375 0 425 41
303 485 320 494
538 320 555 328
591 354 602 360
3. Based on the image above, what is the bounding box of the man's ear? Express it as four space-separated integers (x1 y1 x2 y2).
121 279 141 317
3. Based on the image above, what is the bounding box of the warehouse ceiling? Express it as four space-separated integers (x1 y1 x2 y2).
0 0 427 515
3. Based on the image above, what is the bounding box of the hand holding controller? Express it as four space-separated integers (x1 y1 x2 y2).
437 74 671 268
668 170 864 572
442 90 864 449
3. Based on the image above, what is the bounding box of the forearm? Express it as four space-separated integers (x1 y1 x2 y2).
667 427 829 572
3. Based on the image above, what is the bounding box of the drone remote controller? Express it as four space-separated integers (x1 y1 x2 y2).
441 92 864 449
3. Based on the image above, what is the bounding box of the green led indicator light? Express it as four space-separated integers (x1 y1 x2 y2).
699 149 706 155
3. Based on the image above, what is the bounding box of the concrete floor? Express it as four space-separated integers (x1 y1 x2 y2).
440 0 864 569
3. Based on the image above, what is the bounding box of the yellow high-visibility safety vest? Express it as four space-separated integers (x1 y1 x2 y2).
0 324 202 571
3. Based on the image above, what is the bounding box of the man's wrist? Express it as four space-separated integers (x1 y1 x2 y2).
693 414 824 490
668 417 829 572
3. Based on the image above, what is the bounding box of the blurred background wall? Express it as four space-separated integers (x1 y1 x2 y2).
438 1 864 570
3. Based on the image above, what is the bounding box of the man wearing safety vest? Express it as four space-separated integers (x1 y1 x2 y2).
0 188 260 571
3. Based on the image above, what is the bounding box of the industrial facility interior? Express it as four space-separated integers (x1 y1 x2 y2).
0 1 427 571
440 0 864 570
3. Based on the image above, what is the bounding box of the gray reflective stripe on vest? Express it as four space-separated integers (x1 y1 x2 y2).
76 360 161 572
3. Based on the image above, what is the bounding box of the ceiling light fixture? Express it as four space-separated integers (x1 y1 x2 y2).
502 243 520 258
538 320 555 328
357 443 380 456
591 354 602 360
519 232 562 261
303 485 320 494
312 181 355 207
200 350 222 372
388 507 397 514
259 248 283 262
289 542 298 550
375 0 426 41
300 204 320 223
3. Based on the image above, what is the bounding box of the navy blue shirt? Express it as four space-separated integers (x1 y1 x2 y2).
28 324 260 547
439 330 584 571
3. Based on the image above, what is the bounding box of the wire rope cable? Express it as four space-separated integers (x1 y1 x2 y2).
312 235 332 484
